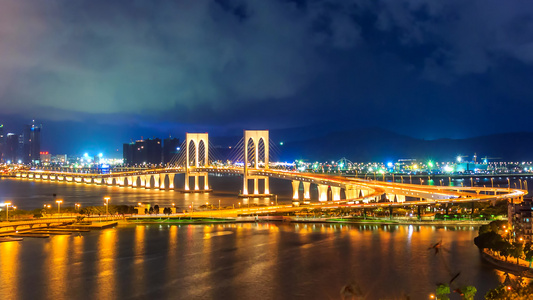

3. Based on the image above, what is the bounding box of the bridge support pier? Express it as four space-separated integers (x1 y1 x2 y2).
292 180 300 200
169 174 175 189
317 184 328 202
303 182 310 202
331 186 341 201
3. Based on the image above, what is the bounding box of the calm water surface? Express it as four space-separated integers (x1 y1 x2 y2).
0 223 503 300
0 175 294 210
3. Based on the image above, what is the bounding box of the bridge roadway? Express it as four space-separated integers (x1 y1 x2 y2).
12 167 527 217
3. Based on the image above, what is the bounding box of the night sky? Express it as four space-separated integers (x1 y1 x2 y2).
1 0 533 155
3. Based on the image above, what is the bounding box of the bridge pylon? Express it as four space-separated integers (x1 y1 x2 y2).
241 130 271 197
183 133 211 192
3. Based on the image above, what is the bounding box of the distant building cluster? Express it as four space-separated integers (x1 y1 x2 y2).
0 121 42 164
123 137 180 166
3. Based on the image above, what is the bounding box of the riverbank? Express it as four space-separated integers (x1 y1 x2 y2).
120 215 490 226
482 250 533 278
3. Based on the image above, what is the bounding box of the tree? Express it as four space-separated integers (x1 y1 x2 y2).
436 284 450 300
148 207 154 214
524 242 533 268
154 205 159 214
459 286 477 300
510 242 524 265
495 241 512 261
474 231 503 251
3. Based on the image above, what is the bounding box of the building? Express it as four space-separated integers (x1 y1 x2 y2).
163 137 180 165
123 138 162 166
22 122 41 164
40 151 51 164
0 124 4 162
509 198 533 241
4 133 19 163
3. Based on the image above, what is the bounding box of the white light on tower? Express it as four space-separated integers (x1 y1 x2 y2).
457 156 462 162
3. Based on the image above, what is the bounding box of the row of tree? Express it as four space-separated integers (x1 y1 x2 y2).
474 221 533 267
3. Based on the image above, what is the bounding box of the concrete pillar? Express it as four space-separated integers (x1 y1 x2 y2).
386 193 396 202
292 180 300 200
303 182 311 200
345 188 357 200
168 174 175 189
184 174 189 190
243 177 248 195
153 176 160 189
264 177 270 194
317 184 328 202
396 195 406 203
132 176 138 187
204 175 209 190
254 178 259 194
159 174 166 189
140 176 146 187
145 176 152 188
194 175 199 190
331 186 341 201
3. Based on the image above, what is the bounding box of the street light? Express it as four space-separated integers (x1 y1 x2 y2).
1 202 12 221
75 203 81 210
104 196 110 215
56 199 63 214
218 199 221 210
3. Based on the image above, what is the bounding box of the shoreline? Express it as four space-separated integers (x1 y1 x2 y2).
481 251 533 278
120 216 489 226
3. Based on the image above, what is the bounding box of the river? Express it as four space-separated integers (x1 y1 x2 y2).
0 223 504 299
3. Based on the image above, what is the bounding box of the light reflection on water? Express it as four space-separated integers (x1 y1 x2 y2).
0 176 293 210
0 223 503 299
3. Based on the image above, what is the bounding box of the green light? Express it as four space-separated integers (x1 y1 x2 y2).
428 161 434 168
279 142 284 146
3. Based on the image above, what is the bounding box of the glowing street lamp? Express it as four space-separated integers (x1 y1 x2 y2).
56 199 63 214
75 203 81 210
1 202 12 221
104 196 110 215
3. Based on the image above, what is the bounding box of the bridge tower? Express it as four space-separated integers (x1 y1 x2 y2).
184 133 210 191
242 130 270 196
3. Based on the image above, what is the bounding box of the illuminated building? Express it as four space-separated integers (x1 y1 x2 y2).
4 133 18 163
123 138 162 165
0 124 4 162
23 121 41 164
509 198 533 241
163 137 180 165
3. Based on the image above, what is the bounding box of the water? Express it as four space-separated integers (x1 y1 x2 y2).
0 223 503 299
0 175 294 210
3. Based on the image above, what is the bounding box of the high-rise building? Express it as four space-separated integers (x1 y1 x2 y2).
123 138 162 166
23 122 41 164
0 124 4 162
163 137 180 164
4 133 19 163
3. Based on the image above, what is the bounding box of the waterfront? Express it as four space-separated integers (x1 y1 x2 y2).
0 175 294 210
0 223 502 299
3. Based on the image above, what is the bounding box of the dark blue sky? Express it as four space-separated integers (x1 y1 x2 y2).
1 0 533 156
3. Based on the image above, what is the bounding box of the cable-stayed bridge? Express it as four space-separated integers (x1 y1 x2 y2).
14 130 527 214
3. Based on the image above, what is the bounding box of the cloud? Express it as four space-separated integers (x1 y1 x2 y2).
0 0 361 121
